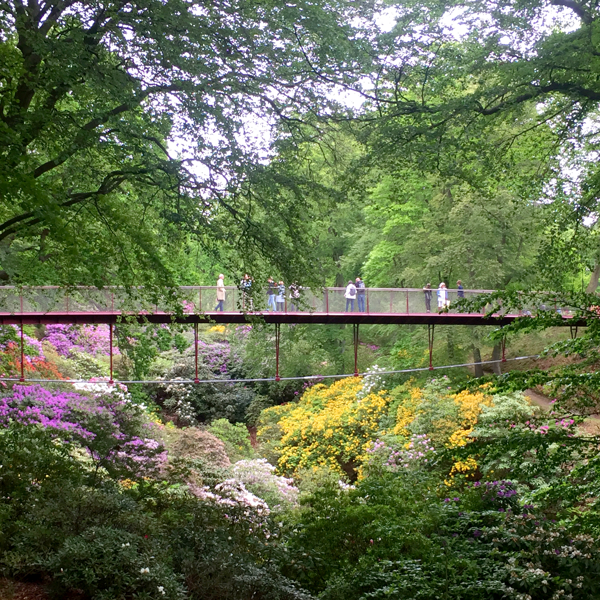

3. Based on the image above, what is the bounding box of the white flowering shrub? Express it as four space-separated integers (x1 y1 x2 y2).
356 364 387 399
230 458 299 510
160 378 198 425
364 434 436 475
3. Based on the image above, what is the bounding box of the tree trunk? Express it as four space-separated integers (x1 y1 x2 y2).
472 346 483 378
586 262 600 294
491 343 502 375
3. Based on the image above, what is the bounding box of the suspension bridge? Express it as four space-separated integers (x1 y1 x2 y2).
0 286 579 383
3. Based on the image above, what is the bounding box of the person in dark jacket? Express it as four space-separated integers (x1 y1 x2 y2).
423 283 432 313
240 274 253 310
456 280 465 299
355 277 366 312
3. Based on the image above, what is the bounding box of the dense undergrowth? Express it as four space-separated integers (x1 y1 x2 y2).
1 322 600 600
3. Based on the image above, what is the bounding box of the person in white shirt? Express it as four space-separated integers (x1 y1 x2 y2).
437 282 449 311
215 274 225 311
345 280 357 312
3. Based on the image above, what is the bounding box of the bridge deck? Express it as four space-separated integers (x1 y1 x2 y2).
0 310 570 326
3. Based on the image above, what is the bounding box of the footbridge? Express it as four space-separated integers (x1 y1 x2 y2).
0 286 578 383
0 286 570 326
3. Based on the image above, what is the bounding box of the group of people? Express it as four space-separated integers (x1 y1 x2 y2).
422 280 464 312
214 274 301 312
214 274 466 313
344 278 366 312
267 277 301 311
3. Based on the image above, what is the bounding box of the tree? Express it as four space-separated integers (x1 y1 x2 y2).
0 0 373 290
358 0 600 290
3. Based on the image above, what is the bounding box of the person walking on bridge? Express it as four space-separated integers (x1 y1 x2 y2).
215 274 225 311
437 282 449 311
267 277 276 311
356 277 366 312
345 280 357 312
423 283 432 312
456 280 465 300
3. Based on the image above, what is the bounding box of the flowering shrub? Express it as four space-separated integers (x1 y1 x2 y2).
0 325 66 380
259 377 390 479
365 434 436 475
0 385 166 478
151 343 252 424
230 458 299 509
356 364 386 399
44 324 117 357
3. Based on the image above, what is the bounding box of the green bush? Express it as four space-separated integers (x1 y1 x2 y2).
208 418 255 462
47 526 186 600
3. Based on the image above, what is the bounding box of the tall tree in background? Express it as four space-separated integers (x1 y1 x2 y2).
360 0 600 290
0 0 374 290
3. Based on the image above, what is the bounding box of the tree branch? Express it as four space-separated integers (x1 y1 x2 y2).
550 0 593 24
0 170 130 240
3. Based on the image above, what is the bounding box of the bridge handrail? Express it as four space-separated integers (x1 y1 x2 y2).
0 285 498 293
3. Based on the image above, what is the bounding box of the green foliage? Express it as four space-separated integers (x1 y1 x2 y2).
0 0 374 291
47 527 186 600
208 419 255 462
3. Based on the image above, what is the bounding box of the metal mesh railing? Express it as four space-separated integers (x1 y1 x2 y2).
0 286 574 317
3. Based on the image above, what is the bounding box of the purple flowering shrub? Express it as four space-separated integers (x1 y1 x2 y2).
44 324 118 357
468 479 520 511
0 385 165 478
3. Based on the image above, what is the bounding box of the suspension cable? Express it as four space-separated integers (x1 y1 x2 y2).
0 354 540 385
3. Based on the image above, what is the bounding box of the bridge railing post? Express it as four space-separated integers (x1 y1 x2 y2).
325 288 329 314
275 323 281 381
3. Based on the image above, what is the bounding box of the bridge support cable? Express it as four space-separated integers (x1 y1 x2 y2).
194 322 200 384
108 323 114 385
19 322 25 382
501 327 507 363
353 323 360 377
275 323 281 382
428 324 435 371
